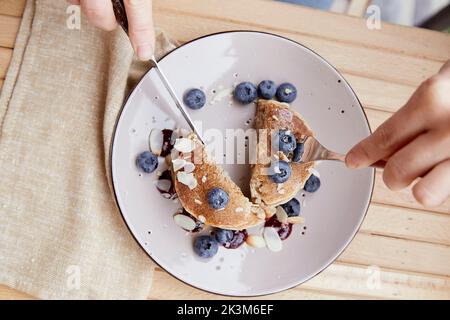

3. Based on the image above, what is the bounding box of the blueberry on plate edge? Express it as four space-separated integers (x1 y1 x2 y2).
183 88 206 110
304 174 321 193
193 235 219 258
281 198 301 217
276 83 297 103
214 229 234 245
136 151 158 173
234 82 258 104
257 80 276 100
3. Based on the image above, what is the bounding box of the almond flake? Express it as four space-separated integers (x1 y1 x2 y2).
275 206 289 224
198 215 206 223
287 216 305 224
184 162 195 174
276 183 284 192
272 115 279 121
235 207 244 213
201 175 207 183
174 138 195 153
278 189 286 195
176 172 198 190
172 158 186 172
173 214 197 231
263 227 283 252
194 199 203 205
149 128 163 156
246 235 266 248
155 179 172 193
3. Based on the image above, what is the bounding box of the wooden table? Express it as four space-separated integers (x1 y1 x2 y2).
1 0 449 300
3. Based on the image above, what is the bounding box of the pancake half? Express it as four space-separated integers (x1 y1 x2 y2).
250 100 315 208
171 134 266 231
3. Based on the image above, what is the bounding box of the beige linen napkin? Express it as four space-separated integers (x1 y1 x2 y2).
0 0 176 299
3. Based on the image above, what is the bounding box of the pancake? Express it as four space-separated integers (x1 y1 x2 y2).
250 99 315 208
171 134 266 231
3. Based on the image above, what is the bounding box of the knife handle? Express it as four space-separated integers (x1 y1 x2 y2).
111 0 129 34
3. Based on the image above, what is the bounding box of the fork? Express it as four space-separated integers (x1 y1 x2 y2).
299 136 386 169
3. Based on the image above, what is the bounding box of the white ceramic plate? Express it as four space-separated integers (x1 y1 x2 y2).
111 31 374 296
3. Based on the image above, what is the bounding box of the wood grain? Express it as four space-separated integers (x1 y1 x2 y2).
0 0 26 17
0 14 21 48
0 0 449 300
155 11 444 89
154 0 450 62
0 47 12 78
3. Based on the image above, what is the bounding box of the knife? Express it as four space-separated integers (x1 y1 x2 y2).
111 0 204 144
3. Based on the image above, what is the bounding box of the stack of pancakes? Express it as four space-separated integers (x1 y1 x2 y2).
172 100 314 230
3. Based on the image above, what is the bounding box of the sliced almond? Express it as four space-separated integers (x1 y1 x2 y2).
198 215 206 223
184 162 195 174
172 158 186 172
246 235 266 248
275 206 289 224
276 183 284 192
278 189 286 195
201 175 207 183
149 128 163 156
174 138 195 153
272 115 279 121
173 214 197 231
235 207 244 213
155 179 172 193
263 227 283 252
194 199 203 205
287 216 305 225
176 172 198 190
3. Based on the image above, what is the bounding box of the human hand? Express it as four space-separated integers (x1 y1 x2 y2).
346 61 450 208
68 0 155 60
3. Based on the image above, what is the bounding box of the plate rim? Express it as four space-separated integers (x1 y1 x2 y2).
109 30 375 297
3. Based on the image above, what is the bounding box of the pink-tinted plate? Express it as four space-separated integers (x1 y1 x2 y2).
110 31 374 296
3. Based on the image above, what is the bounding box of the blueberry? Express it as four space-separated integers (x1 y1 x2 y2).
292 142 305 163
214 229 234 245
304 174 321 193
257 80 276 99
207 188 230 209
183 88 206 110
193 235 218 259
281 198 301 217
275 130 297 155
224 230 248 249
269 161 292 184
136 151 158 173
234 82 257 104
276 83 297 103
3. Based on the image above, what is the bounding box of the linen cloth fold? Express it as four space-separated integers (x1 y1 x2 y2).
0 0 176 299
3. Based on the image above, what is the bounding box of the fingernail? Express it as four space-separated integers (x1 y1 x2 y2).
136 43 153 61
346 150 365 169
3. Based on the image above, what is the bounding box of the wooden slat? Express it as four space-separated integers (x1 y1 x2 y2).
302 262 450 300
347 0 371 17
0 14 21 48
0 0 26 17
155 0 450 62
362 204 450 245
339 232 450 276
154 8 443 92
149 268 357 300
373 171 450 214
149 262 450 300
365 108 391 131
345 74 415 113
0 47 13 78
